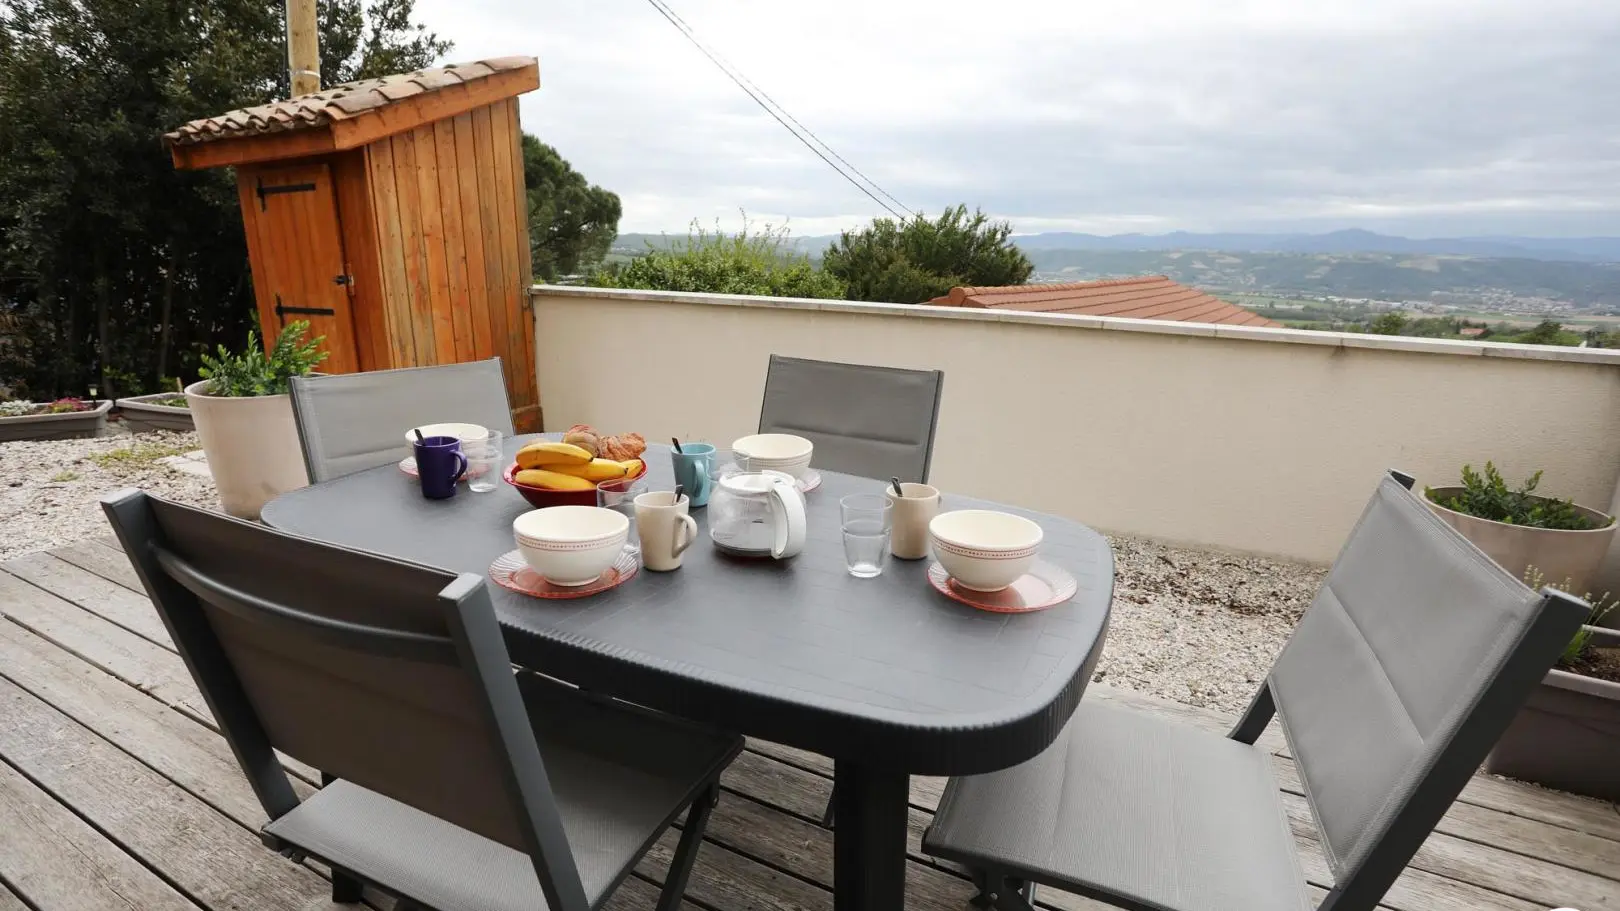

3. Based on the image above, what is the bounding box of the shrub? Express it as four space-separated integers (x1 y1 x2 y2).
592 217 844 300
1426 462 1604 530
197 321 327 397
822 205 1033 304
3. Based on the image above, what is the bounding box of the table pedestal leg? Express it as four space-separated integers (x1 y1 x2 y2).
832 762 909 911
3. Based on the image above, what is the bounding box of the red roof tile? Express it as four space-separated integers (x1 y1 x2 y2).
163 57 536 148
928 276 1282 328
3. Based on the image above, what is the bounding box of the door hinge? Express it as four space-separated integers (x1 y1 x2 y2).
256 177 317 210
274 294 336 324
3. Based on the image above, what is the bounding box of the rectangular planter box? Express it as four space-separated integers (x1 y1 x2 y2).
115 393 195 433
0 399 112 441
1484 625 1620 801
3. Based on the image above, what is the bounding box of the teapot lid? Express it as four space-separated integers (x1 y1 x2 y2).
718 470 796 495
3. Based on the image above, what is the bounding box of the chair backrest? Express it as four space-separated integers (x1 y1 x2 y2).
101 489 590 911
758 354 944 483
290 359 516 483
1265 473 1587 909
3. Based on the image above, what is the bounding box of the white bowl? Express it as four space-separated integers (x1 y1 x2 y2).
406 422 489 445
732 433 814 479
512 506 629 586
929 510 1044 592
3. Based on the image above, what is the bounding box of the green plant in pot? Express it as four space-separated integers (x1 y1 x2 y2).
1483 567 1620 801
186 322 327 520
1424 462 1617 598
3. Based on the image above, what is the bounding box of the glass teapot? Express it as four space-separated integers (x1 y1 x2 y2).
708 469 808 559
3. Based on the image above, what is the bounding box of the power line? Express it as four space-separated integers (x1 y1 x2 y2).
642 0 916 221
650 0 918 219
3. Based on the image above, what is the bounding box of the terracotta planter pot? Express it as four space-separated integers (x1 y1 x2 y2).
1425 488 1616 595
0 400 112 441
1485 626 1620 801
185 380 308 520
115 393 195 432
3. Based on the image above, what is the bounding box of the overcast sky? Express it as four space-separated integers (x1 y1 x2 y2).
413 0 1620 237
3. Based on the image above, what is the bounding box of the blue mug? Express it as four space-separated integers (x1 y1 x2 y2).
415 435 467 500
670 442 716 507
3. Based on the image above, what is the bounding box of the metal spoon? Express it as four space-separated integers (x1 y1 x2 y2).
412 428 424 442
675 484 686 504
890 477 905 497
672 437 684 454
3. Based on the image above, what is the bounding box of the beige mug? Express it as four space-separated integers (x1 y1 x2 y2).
634 491 698 571
886 482 941 560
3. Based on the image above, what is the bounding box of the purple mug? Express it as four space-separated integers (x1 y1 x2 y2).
414 435 467 499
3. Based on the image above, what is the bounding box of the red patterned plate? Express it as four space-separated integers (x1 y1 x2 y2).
399 457 493 480
927 560 1077 613
489 548 639 599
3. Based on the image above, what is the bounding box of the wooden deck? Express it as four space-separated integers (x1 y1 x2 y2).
0 536 1615 911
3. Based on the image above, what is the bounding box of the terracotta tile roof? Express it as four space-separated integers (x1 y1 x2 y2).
163 57 536 147
928 276 1282 327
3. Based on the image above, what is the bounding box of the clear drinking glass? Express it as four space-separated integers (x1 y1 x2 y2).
464 430 504 493
840 494 892 579
598 475 648 556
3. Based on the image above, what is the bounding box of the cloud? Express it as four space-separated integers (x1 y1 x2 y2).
413 0 1620 236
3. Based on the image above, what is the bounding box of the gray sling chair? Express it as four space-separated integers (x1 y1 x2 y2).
921 470 1590 911
290 358 517 483
102 489 742 911
759 354 945 484
761 354 947 827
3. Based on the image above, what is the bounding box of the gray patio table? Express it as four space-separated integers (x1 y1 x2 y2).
262 437 1113 910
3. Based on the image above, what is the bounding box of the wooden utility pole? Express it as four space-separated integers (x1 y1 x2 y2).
286 0 320 96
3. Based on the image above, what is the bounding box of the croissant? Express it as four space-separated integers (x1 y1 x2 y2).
562 424 646 462
599 431 646 462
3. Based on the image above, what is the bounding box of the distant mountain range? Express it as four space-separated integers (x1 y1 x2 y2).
614 229 1620 264
1008 229 1620 263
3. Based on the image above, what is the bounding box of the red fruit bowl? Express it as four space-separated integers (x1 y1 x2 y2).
503 461 648 509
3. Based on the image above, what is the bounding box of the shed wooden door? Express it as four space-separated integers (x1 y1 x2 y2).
237 162 360 373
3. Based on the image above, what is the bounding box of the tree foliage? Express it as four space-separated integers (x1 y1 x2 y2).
0 0 448 399
521 134 620 282
1365 311 1409 335
821 205 1033 304
592 217 844 300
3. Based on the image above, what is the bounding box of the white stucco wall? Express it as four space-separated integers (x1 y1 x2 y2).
532 285 1620 575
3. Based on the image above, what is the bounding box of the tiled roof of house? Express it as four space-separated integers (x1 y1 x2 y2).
928 276 1282 327
164 57 536 147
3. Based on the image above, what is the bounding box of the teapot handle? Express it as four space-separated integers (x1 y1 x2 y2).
766 477 808 559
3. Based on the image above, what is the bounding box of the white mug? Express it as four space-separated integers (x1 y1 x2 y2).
886 482 941 559
634 491 698 571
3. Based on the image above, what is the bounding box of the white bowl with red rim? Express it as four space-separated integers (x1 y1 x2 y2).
929 509 1043 592
404 422 490 445
731 433 814 479
512 506 629 586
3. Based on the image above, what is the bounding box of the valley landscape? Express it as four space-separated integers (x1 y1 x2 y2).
612 229 1620 336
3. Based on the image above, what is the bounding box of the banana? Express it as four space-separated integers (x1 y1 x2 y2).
514 441 593 470
548 458 629 483
620 459 645 479
515 468 596 491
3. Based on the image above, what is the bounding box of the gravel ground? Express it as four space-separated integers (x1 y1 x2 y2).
1096 535 1326 712
0 433 1328 714
0 429 217 560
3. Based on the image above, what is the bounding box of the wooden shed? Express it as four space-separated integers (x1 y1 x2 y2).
165 57 543 431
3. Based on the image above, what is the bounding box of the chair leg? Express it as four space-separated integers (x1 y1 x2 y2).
819 784 836 828
656 784 717 911
330 868 363 904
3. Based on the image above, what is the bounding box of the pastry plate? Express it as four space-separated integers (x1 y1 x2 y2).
489 548 639 599
926 559 1077 613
